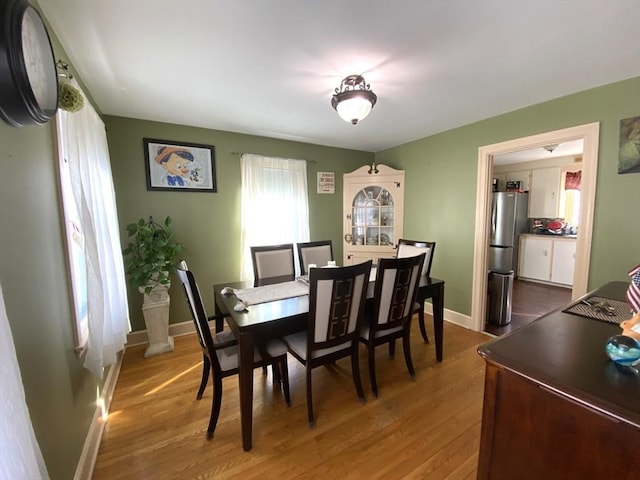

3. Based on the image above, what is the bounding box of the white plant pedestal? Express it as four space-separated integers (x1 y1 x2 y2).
140 284 174 358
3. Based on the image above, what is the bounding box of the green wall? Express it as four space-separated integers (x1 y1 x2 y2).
0 5 106 478
105 116 373 331
376 77 640 315
0 118 102 480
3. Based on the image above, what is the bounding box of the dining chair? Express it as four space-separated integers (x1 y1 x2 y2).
283 260 372 427
250 243 295 286
297 240 334 275
397 239 436 342
360 253 425 397
176 264 291 439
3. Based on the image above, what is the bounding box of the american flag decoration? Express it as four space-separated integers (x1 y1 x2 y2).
628 264 640 314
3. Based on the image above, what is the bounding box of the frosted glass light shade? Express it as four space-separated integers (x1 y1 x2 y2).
336 96 373 125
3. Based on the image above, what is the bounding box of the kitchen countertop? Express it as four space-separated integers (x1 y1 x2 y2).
521 233 577 239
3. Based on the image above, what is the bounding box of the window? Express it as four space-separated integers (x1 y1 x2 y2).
559 167 582 227
55 80 130 377
240 154 310 281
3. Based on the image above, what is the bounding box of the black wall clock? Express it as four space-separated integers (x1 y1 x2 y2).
0 0 58 127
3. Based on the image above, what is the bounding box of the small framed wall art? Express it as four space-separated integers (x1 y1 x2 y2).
618 116 640 174
144 138 217 192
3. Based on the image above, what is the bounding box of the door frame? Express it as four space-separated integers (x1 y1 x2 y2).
470 122 600 332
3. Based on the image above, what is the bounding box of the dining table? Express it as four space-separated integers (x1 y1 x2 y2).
213 272 445 451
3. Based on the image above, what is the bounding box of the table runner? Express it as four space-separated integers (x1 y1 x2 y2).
232 280 309 306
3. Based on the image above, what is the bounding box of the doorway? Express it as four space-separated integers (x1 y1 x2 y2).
470 123 600 333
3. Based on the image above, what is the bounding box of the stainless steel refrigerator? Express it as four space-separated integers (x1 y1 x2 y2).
488 192 528 276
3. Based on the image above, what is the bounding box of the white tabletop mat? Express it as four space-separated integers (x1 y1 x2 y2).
233 280 309 306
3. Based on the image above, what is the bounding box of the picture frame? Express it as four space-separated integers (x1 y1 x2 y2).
618 116 640 174
143 138 217 192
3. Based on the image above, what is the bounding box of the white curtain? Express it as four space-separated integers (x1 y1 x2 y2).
240 154 310 280
0 283 50 479
57 81 130 378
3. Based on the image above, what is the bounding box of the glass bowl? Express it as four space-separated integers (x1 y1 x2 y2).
605 335 640 366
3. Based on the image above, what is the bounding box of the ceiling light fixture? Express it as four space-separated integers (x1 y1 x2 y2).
331 74 377 125
543 144 560 153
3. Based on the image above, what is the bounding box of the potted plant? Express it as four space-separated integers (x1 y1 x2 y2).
123 216 182 357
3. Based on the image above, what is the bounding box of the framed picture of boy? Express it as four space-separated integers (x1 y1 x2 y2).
144 138 216 192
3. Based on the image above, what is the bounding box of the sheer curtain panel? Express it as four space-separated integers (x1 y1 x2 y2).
0 283 50 479
240 154 310 281
56 81 130 378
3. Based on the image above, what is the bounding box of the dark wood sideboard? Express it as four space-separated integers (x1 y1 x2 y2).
477 281 639 480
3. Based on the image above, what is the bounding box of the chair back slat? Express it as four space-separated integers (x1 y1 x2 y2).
176 266 216 356
373 254 425 331
297 240 334 274
397 239 436 277
251 243 295 285
308 261 371 350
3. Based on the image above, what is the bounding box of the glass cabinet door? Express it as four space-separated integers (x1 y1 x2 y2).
350 185 395 246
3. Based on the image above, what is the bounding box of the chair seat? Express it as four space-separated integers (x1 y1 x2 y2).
284 331 352 361
216 336 289 372
360 321 403 342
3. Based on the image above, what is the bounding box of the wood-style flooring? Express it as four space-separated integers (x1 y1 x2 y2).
484 279 572 336
92 318 489 479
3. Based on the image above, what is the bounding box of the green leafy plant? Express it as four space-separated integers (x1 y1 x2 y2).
122 216 182 294
58 81 85 112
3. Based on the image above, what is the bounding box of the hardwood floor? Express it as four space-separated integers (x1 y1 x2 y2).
92 318 489 479
484 279 572 336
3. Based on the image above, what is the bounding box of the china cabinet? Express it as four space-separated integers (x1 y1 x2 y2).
343 164 404 265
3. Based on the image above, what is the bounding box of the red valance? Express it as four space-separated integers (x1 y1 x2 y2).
565 171 581 191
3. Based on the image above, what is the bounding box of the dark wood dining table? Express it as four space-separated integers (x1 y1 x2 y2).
213 274 445 451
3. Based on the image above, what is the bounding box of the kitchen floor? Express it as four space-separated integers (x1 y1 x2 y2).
484 278 572 336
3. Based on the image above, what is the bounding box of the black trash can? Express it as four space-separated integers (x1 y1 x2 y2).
487 270 514 326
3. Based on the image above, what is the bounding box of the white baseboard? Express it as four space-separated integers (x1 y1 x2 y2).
74 349 124 480
126 319 196 346
127 307 475 348
422 302 473 330
126 306 476 348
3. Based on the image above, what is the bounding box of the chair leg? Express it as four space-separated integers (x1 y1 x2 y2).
280 357 291 406
306 366 315 427
272 363 281 384
418 303 429 343
388 339 395 358
350 345 366 404
207 373 223 439
402 330 416 379
197 354 211 400
368 343 378 397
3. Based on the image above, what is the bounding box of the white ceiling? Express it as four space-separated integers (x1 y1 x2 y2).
38 0 640 153
493 139 584 166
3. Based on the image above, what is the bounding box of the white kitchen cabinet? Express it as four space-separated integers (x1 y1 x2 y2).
519 235 576 286
519 236 553 282
550 238 576 286
343 164 404 265
529 167 560 218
